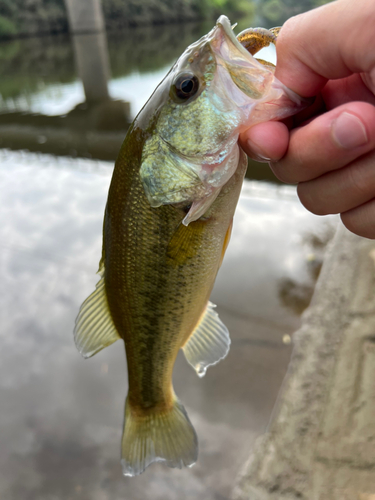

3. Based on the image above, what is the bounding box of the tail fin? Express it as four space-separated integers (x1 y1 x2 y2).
121 397 198 476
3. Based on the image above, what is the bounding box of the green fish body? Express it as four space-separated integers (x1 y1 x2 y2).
74 16 306 476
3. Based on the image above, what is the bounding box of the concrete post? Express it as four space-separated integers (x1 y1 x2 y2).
72 32 111 102
232 224 375 500
64 0 105 34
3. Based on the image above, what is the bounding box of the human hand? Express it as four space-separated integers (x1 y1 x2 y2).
240 0 375 238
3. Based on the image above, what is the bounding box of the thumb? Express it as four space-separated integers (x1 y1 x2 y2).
275 0 375 96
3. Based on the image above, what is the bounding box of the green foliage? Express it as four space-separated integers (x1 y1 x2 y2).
313 0 334 5
102 0 253 30
0 0 67 39
0 15 16 36
0 0 332 39
262 0 285 22
259 0 333 26
0 0 254 39
0 0 17 18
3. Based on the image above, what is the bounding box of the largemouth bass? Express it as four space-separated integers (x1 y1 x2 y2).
74 16 306 476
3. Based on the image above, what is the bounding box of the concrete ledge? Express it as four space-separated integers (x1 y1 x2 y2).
232 224 375 500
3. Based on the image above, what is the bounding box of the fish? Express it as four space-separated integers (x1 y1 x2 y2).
74 15 306 476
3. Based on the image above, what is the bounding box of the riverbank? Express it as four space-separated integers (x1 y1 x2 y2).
0 0 250 40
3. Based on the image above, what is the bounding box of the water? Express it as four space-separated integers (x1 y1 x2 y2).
0 150 337 499
0 24 212 161
0 5 336 499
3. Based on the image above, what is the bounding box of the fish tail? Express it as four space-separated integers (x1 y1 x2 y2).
121 396 198 476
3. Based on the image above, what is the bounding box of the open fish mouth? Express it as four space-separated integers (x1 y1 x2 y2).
208 15 276 103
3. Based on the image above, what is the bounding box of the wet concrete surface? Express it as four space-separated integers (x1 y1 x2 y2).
0 150 337 499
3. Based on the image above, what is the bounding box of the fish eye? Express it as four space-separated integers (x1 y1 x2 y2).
171 73 199 102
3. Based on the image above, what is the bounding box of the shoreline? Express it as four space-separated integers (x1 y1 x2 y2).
0 0 248 42
0 17 211 43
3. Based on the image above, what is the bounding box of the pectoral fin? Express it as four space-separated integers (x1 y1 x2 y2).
74 272 121 358
182 302 230 377
167 218 207 266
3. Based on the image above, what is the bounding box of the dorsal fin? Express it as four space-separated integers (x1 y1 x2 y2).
74 270 121 358
182 301 230 377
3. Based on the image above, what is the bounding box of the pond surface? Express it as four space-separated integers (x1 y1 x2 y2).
0 2 336 499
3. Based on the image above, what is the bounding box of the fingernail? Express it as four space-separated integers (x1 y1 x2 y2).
332 112 368 149
246 139 271 162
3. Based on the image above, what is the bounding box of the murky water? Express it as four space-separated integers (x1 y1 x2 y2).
0 3 336 499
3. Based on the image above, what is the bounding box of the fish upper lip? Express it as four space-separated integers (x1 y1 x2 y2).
212 15 254 63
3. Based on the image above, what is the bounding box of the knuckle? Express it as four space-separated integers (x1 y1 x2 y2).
297 183 329 216
297 183 318 215
269 161 298 184
345 163 370 198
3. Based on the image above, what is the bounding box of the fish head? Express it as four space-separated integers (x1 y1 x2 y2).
140 16 306 225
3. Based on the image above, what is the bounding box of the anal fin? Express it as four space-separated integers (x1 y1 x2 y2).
74 272 120 358
182 302 230 377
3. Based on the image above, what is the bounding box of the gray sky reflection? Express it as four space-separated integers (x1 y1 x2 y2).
0 151 337 499
213 182 337 331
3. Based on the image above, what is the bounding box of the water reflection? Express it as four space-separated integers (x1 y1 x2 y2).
0 150 337 499
0 23 210 115
73 32 111 103
0 30 133 160
0 23 215 161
